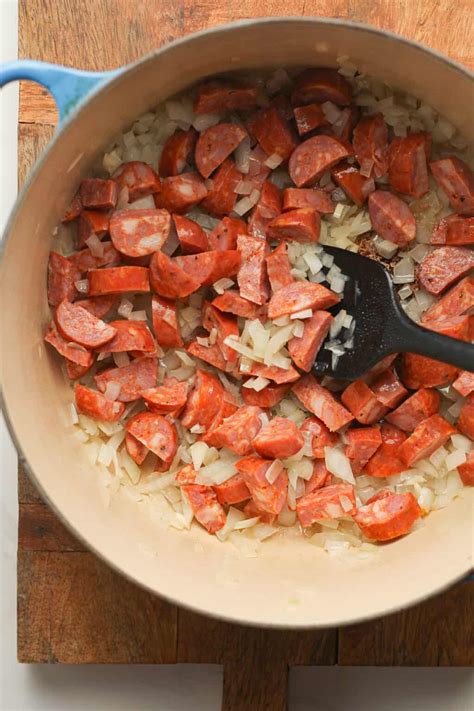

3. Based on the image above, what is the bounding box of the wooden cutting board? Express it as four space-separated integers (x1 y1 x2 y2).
17 2 473 708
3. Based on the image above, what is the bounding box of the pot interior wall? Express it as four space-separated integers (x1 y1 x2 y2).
1 19 472 627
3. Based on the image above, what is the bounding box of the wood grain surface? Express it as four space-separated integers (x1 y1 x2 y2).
16 1 473 708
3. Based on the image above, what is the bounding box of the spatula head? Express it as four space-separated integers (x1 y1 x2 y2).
313 246 402 380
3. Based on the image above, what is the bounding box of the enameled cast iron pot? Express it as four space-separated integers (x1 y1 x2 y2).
1 18 473 628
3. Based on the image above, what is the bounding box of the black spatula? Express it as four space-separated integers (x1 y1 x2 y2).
313 246 474 380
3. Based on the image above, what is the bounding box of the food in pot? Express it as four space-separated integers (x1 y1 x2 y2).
44 62 473 555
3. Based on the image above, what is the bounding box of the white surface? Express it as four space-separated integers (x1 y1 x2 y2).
0 1 472 708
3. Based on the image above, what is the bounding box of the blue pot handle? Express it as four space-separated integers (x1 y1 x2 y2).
0 59 118 122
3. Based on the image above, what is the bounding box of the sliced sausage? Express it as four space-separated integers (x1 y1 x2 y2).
149 251 201 298
341 380 388 425
248 180 282 239
388 132 431 198
180 369 224 431
175 464 197 485
418 245 474 295
202 302 239 364
352 113 389 178
431 214 474 246
75 383 124 422
296 484 356 526
240 361 300 385
288 310 333 372
195 123 248 178
126 411 177 463
368 190 416 246
194 79 257 114
237 233 270 305
265 242 294 294
354 492 421 541
457 450 474 486
282 187 334 214
109 209 171 257
430 156 474 215
181 485 226 534
88 266 150 296
78 210 110 248
267 208 321 243
44 323 95 368
246 145 271 187
69 242 121 273
47 252 81 306
62 192 82 222
422 276 474 322
65 359 94 380
305 460 331 495
369 368 408 408
252 417 304 459
159 128 197 177
55 299 116 349
398 414 456 466
125 432 149 465
345 427 382 474
95 320 155 353
268 281 340 319
212 405 264 455
385 388 440 432
208 216 247 251
187 340 227 372
242 382 291 408
201 390 239 447
364 423 406 477
200 159 242 217
458 394 474 440
76 296 117 318
79 178 118 210
151 294 183 348
248 107 298 160
176 249 241 286
288 135 353 188
212 474 251 506
112 161 161 200
291 68 352 107
95 357 157 402
293 103 328 135
401 315 470 389
154 172 208 213
211 290 262 319
236 455 288 515
453 370 474 397
331 163 375 206
173 214 208 254
300 416 339 458
293 375 354 432
141 379 188 414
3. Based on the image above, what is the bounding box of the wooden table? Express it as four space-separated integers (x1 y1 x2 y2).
17 2 473 708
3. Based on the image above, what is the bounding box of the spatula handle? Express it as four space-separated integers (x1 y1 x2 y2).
390 313 474 373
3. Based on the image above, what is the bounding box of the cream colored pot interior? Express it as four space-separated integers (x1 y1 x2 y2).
1 19 472 627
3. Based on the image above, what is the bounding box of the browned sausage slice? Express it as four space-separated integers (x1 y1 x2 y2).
95 357 157 402
237 233 270 305
291 68 352 106
418 246 474 295
126 412 178 463
77 210 110 248
331 163 375 206
112 161 161 200
296 484 356 526
422 276 474 322
95 320 155 353
173 214 208 254
282 187 335 214
44 323 95 368
195 123 248 178
154 172 208 213
47 252 81 306
125 432 149 465
212 474 251 506
345 427 382 474
88 266 150 296
268 281 339 319
252 417 304 458
267 208 321 243
149 251 201 298
293 375 354 431
353 113 389 178
141 379 188 414
368 190 416 246
159 129 197 178
212 405 264 455
248 180 282 239
69 243 121 273
386 388 440 431
200 159 242 217
248 107 298 160
265 242 294 294
194 79 257 114
341 380 388 425
431 214 474 246
79 178 118 210
176 250 241 286
242 382 291 408
288 310 333 371
208 216 247 251
398 414 456 466
300 417 339 457
55 300 117 349
289 135 353 187
236 455 288 515
109 209 171 257
293 103 328 135
211 290 263 319
75 383 125 422
180 369 224 431
388 132 431 198
354 492 421 541
151 294 183 348
430 156 474 215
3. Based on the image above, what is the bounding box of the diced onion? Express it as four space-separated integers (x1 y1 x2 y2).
113 352 130 368
193 113 221 131
264 153 284 169
324 446 355 484
234 136 251 173
85 234 104 257
103 381 121 401
75 279 89 294
290 309 313 320
118 297 134 318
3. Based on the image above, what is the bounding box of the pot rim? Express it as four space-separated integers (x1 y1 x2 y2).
1 16 472 629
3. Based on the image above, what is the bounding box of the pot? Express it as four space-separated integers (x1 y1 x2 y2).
1 18 472 628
